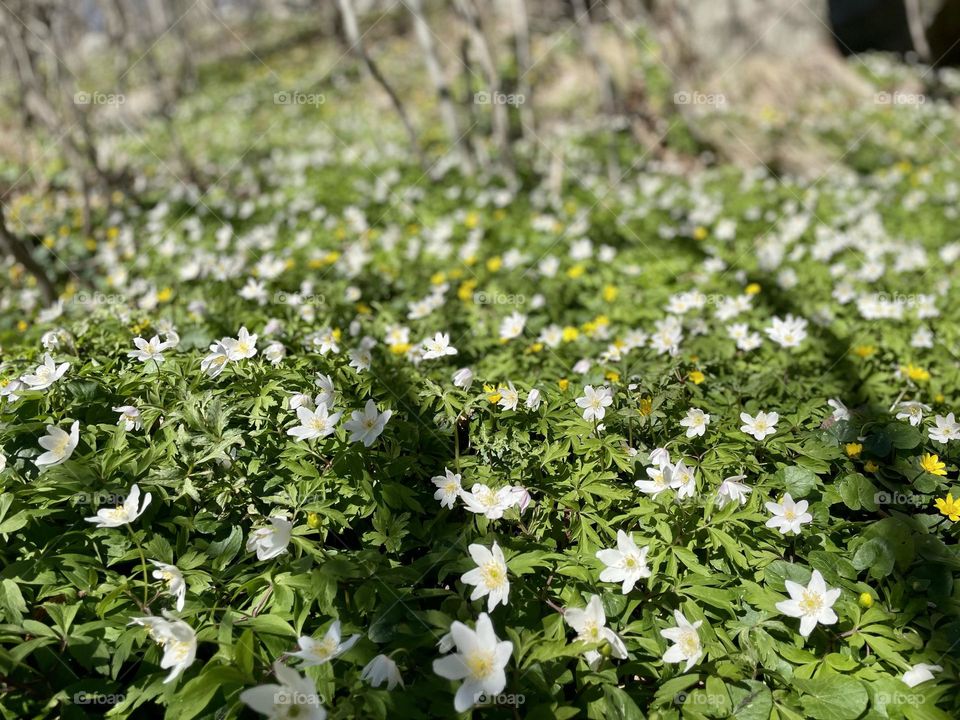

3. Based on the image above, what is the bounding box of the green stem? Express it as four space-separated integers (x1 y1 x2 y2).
127 524 150 607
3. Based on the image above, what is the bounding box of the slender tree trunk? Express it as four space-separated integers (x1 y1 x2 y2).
334 0 424 165
407 0 473 173
454 0 512 169
509 0 535 141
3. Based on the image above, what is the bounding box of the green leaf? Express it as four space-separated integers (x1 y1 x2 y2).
794 676 869 719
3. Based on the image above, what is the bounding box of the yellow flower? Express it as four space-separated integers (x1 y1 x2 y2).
605 371 620 383
528 342 543 353
84 238 97 251
16 320 28 332
902 364 930 382
689 370 705 385
567 264 585 279
324 251 340 264
853 345 876 358
431 271 446 285
920 453 947 477
639 397 653 416
458 280 477 301
558 379 569 391
487 392 502 404
465 211 479 229
935 493 960 521
562 326 579 342
745 283 761 295
157 288 173 303
42 235 55 249
107 226 120 240
858 592 874 608
389 343 411 355
449 269 464 280
486 256 502 272
864 460 879 473
602 285 618 302
355 303 371 315
307 512 321 529
845 443 863 458
308 258 325 269
935 393 945 404
693 226 708 241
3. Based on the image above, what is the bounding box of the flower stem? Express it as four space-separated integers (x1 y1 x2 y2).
127 524 150 606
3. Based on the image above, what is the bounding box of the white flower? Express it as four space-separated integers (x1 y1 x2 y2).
113 405 142 431
432 468 462 509
929 413 960 443
505 485 532 513
827 398 850 421
0 378 22 404
0 450 5 473
128 335 173 363
348 346 372 373
896 401 930 427
498 383 519 411
150 560 187 611
289 621 360 666
129 612 197 683
36 421 80 468
680 408 710 438
361 654 404 690
775 569 840 637
264 342 286 365
314 374 336 408
422 332 458 359
453 367 474 389
765 314 808 348
499 312 526 340
661 609 703 671
201 341 230 378
902 663 942 688
314 327 340 355
246 516 292 560
343 400 392 447
525 389 541 410
765 493 812 535
596 530 651 594
20 353 69 390
575 385 613 422
432 613 513 713
461 542 510 611
288 404 342 441
740 411 778 440
716 474 751 508
85 483 152 527
564 595 628 669
240 661 327 719
461 484 514 520
223 326 258 361
666 459 697 499
635 461 671 497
